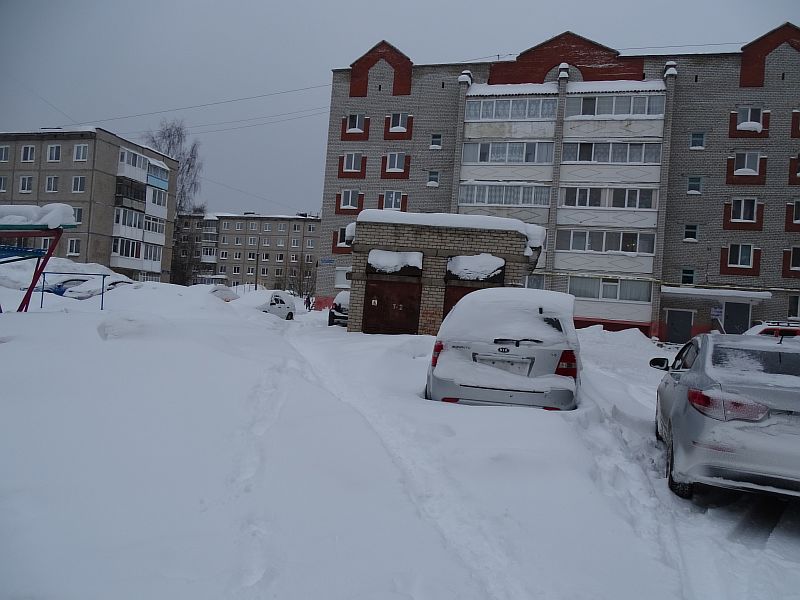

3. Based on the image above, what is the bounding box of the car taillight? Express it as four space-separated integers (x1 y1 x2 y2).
555 350 577 378
441 397 459 403
431 340 444 367
687 388 767 422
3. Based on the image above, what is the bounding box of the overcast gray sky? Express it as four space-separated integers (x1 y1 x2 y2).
1 0 796 215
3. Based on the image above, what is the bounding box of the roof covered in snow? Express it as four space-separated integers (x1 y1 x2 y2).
447 254 505 280
0 204 77 229
467 82 559 96
368 250 423 273
467 79 665 97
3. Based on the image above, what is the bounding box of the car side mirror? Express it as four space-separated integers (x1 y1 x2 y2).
649 357 670 371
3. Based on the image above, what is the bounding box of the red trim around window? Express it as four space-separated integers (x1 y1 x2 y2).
792 111 800 138
726 156 767 185
728 111 770 138
334 192 364 215
377 193 384 209
338 155 367 179
719 247 761 276
400 194 408 212
723 202 763 230
331 231 352 254
340 117 370 141
783 249 800 279
384 115 413 140
786 203 800 232
380 154 411 179
790 157 800 185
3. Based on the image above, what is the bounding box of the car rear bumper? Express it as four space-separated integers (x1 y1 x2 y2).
329 309 348 324
428 373 576 410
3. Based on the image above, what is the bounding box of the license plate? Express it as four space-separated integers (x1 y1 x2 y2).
474 354 532 375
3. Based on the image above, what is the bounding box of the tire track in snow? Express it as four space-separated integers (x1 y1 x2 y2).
287 332 543 600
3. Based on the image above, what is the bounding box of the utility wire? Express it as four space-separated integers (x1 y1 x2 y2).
6 73 79 124
187 111 328 135
200 175 309 214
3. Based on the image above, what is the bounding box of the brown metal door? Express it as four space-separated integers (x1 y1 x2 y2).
443 286 479 319
363 280 421 334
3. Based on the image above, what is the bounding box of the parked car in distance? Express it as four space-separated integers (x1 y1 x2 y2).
328 291 350 326
208 284 239 302
425 288 580 410
651 333 800 499
743 320 800 338
255 290 296 320
63 276 132 300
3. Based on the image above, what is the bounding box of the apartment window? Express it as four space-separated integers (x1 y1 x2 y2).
151 189 167 206
305 254 314 263
564 187 602 207
72 176 86 193
247 267 255 275
732 198 757 221
275 268 283 277
0 176 6 192
222 221 230 230
278 223 286 232
235 222 243 230
459 183 550 207
262 237 270 247
262 253 269 261
343 152 362 171
277 253 284 261
734 151 760 174
428 171 440 186
72 206 83 223
248 236 257 245
41 237 51 250
47 145 61 162
556 229 655 254
246 222 255 230
681 269 696 284
568 276 651 302
233 266 240 275
144 244 163 262
737 106 762 128
144 215 165 234
687 177 703 194
340 189 359 208
462 141 554 164
684 224 698 241
337 226 348 246
290 268 298 278
306 239 314 249
234 251 242 259
67 238 81 256
565 94 665 117
247 252 256 261
794 199 800 223
562 142 661 164
195 221 202 229
789 295 799 319
218 265 227 274
307 224 315 232
291 238 299 248
430 134 442 149
466 98 557 121
389 112 408 131
386 152 405 171
347 113 365 132
235 236 242 245
384 190 403 210
263 223 271 232
46 176 59 192
261 267 268 276
74 144 88 161
0 146 8 162
290 254 298 262
791 247 800 270
275 238 284 247
610 188 655 209
293 223 300 232
221 236 228 245
19 176 33 193
219 251 228 259
689 132 706 149
728 244 753 267
21 145 35 162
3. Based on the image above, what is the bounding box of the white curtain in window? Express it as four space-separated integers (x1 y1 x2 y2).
569 277 599 298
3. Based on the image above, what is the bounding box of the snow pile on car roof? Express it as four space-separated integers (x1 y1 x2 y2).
368 250 422 273
447 253 504 280
0 204 76 228
0 256 120 290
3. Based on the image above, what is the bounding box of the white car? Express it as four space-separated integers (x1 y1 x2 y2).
426 288 580 410
255 290 296 320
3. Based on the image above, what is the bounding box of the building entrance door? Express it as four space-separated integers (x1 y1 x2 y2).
723 301 751 334
665 310 693 343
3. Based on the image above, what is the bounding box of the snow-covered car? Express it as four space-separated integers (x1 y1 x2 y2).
63 276 132 300
328 290 350 326
33 277 89 296
208 284 239 302
255 290 296 320
743 321 800 338
651 334 800 499
425 288 580 410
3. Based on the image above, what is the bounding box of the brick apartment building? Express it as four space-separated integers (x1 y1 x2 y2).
0 127 178 282
316 23 800 342
176 211 320 293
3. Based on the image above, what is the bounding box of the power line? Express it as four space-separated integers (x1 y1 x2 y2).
7 73 79 124
200 175 310 214
69 82 332 126
187 111 328 135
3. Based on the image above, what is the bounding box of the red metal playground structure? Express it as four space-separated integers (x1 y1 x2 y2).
0 221 77 313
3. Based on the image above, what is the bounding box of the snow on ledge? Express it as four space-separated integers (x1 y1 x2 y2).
467 82 558 96
736 121 763 133
661 286 771 301
368 250 422 273
0 203 76 228
734 168 758 176
447 253 505 280
567 80 666 93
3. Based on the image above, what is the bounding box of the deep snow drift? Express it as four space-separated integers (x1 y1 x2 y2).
1 282 798 600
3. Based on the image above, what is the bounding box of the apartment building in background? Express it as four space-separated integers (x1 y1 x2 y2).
0 127 178 282
316 23 800 341
175 211 320 294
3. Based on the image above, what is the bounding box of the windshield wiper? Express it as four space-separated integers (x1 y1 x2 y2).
493 338 543 346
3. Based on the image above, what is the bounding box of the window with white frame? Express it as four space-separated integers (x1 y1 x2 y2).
384 190 403 210
276 253 284 261
347 113 365 132
144 244 163 262
687 177 703 194
293 223 300 232
568 276 651 302
74 144 88 161
247 266 255 275
684 224 698 241
235 222 243 230
305 254 314 263
222 221 230 230
736 106 762 128
462 141 554 164
334 266 351 288
219 250 228 259
340 189 359 208
791 247 800 270
261 267 268 276
151 188 167 206
306 239 314 249
465 97 558 121
261 237 270 246
234 251 242 259
21 146 35 162
681 269 695 284
0 146 8 162
277 238 285 247
343 152 362 171
290 254 298 262
728 243 753 267
610 188 655 209
248 236 257 245
278 223 286 232
233 266 240 275
731 198 757 221
428 171 439 186
72 176 85 193
734 151 761 174
389 112 408 131
386 152 405 171
235 236 242 245
67 238 81 256
562 141 661 164
218 265 227 274
274 268 283 277
0 176 7 192
460 183 550 207
220 236 228 244
20 176 33 193
263 222 271 231
430 133 442 148
41 237 51 250
565 94 665 117
46 176 59 192
337 226 349 246
290 268 298 278
556 229 655 254
144 215 165 234
262 252 269 261
249 222 256 230
564 187 602 207
689 132 706 149
307 224 315 232
291 238 299 247
247 252 256 261
789 295 799 319
47 145 61 162
114 208 144 229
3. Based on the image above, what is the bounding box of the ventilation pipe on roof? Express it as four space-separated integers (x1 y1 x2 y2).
458 70 473 85
558 62 570 79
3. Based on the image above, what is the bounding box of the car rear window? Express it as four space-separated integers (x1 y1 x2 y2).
712 346 800 377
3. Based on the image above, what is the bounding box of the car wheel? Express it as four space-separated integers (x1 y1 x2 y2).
655 398 663 442
286 312 294 321
667 437 693 499
328 311 335 326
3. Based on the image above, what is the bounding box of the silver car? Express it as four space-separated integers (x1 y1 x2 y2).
425 288 580 410
651 334 800 499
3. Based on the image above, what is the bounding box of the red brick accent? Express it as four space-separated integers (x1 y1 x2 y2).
338 155 367 179
349 40 413 97
383 115 413 140
728 111 770 138
783 249 800 278
380 154 411 179
334 192 364 215
720 247 761 276
377 193 384 209
489 31 644 84
790 157 800 185
726 156 767 185
331 231 351 254
786 203 800 232
792 111 800 138
340 116 370 141
740 23 800 87
723 202 764 231
401 194 408 212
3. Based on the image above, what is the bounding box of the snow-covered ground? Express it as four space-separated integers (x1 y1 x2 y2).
1 282 798 600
